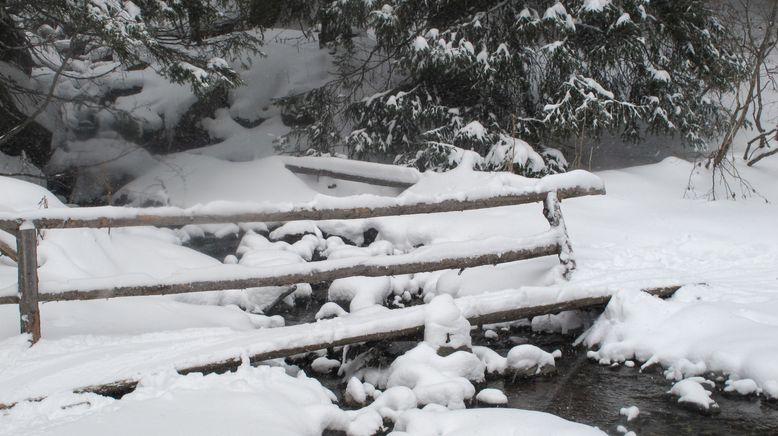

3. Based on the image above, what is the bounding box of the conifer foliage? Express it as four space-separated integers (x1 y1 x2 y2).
288 0 744 174
0 0 263 151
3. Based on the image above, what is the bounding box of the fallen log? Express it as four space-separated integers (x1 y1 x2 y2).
0 285 681 410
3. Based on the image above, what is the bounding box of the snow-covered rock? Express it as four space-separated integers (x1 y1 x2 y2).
506 344 557 377
475 388 508 405
424 294 472 353
668 377 719 413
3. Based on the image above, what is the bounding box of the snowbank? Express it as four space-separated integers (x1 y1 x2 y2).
391 408 606 435
115 153 318 206
0 365 341 436
0 177 280 322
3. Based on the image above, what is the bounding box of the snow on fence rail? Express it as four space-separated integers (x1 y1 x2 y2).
0 162 605 344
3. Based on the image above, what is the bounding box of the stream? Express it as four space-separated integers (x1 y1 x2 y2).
485 332 778 435
185 234 778 435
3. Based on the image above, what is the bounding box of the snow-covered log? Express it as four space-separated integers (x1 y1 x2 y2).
0 285 681 409
0 186 604 231
281 156 421 188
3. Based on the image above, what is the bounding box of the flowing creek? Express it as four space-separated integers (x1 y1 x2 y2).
483 332 778 435
186 234 778 435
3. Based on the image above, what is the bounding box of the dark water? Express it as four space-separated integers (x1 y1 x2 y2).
307 330 778 436
485 333 778 436
188 236 778 436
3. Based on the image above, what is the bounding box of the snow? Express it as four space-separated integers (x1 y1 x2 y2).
0 151 44 186
506 344 556 375
485 135 547 173
1 230 561 298
615 13 632 27
312 356 341 374
100 67 197 135
115 154 318 207
724 378 760 396
1 159 604 229
475 388 508 405
0 365 341 436
281 155 421 187
346 376 368 405
457 121 488 142
423 294 471 351
619 405 639 421
193 109 291 161
582 0 612 12
227 30 331 123
413 36 429 51
391 408 606 435
329 276 394 313
0 177 236 307
668 377 718 410
2 131 778 433
581 285 778 398
382 342 484 409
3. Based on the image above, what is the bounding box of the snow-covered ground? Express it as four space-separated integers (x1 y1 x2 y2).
1 151 776 434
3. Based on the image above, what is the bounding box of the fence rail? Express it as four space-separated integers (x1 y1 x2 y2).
0 159 605 345
0 186 603 231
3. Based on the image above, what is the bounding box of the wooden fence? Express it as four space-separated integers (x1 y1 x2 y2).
0 159 605 344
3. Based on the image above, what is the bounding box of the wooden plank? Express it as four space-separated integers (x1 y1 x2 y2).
17 228 40 344
0 285 680 409
34 241 562 302
284 164 415 189
0 295 19 305
0 186 605 231
282 156 420 188
0 237 17 262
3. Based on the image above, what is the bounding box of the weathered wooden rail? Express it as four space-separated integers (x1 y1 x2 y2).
0 284 680 410
0 158 605 344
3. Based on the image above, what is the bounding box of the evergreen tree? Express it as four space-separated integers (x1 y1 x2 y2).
0 0 264 158
284 0 744 175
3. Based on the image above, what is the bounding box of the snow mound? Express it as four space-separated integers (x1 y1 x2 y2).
0 177 225 302
668 377 718 412
581 287 778 399
475 388 508 405
363 342 485 409
506 344 556 376
619 405 639 421
0 365 341 436
424 294 472 351
115 154 318 207
391 407 606 436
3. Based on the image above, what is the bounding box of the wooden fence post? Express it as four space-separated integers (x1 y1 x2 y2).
17 226 41 344
543 191 576 279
